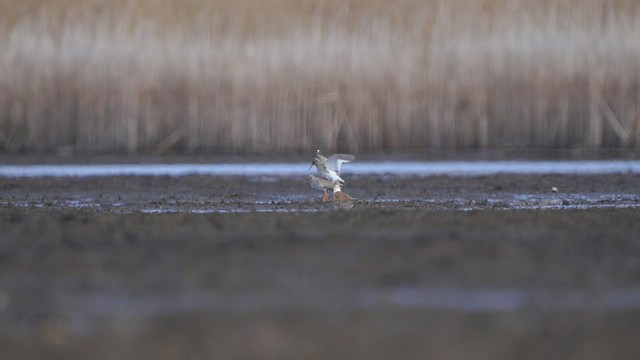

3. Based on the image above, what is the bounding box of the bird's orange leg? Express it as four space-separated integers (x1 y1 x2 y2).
322 190 329 202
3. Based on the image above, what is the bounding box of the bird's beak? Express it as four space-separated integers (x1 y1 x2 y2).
307 163 313 171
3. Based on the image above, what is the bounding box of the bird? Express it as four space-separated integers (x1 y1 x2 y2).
305 174 334 202
331 181 357 210
309 149 355 183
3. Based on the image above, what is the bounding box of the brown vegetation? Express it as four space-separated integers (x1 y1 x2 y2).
1 0 639 154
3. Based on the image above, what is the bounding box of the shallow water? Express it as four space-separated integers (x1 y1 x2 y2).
2 168 640 359
2 199 639 359
2 160 640 177
6 284 636 338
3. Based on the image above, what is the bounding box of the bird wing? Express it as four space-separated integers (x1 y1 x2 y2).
317 164 344 182
325 168 345 183
326 154 355 174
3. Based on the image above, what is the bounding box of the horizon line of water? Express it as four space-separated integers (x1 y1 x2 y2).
1 160 640 178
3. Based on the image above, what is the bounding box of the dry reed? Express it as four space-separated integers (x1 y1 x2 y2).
1 0 639 154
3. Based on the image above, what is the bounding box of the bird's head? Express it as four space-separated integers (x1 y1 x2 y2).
308 157 321 170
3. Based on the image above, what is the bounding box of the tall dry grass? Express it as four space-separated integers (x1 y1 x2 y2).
1 0 639 154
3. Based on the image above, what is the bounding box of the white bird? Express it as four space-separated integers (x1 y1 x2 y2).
309 149 355 183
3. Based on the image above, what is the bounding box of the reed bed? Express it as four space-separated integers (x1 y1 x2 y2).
1 0 639 154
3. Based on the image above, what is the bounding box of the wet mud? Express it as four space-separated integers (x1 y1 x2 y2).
1 172 639 212
1 173 640 359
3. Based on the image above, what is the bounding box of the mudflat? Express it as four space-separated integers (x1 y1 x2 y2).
1 172 640 359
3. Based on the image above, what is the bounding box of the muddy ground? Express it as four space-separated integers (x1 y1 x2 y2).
1 172 640 359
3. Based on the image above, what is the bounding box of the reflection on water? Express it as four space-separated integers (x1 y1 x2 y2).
2 283 628 336
355 287 640 311
1 160 640 177
45 286 640 335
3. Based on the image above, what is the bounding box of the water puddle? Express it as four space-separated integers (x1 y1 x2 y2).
2 160 640 177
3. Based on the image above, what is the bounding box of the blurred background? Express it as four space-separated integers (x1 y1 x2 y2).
1 0 639 155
